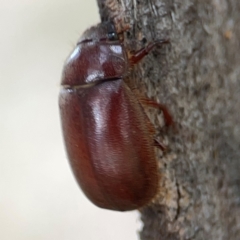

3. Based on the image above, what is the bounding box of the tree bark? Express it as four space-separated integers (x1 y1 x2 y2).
96 0 240 239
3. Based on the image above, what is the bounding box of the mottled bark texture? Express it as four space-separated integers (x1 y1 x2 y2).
97 0 240 239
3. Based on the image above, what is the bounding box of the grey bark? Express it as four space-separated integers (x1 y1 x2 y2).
97 0 240 239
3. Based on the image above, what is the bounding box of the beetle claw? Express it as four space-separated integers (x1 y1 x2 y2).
128 39 169 66
154 139 167 152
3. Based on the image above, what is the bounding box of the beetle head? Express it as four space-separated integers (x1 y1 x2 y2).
78 22 119 44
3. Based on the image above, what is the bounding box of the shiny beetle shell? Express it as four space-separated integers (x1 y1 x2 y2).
59 22 159 211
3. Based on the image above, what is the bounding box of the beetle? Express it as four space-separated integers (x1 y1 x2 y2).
59 22 169 211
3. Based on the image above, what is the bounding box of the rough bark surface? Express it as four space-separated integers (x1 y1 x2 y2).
97 0 240 239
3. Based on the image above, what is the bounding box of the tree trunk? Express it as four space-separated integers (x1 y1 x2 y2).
97 0 240 239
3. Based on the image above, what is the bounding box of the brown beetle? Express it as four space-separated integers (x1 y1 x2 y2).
59 22 169 211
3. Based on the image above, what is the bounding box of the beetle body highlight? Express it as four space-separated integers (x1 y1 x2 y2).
59 22 160 211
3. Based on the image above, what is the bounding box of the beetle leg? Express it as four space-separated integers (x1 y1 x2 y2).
129 39 169 65
142 108 168 152
140 99 174 128
154 139 167 151
138 98 172 152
